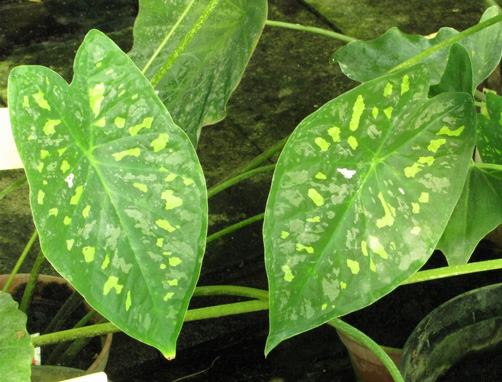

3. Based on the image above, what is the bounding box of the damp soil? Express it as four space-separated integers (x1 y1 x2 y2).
11 280 104 371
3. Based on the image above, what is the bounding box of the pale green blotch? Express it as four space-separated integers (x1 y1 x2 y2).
347 136 358 150
37 162 44 173
160 264 167 270
89 83 105 118
315 172 327 180
58 148 67 157
103 276 123 296
70 186 83 205
169 257 182 267
64 216 71 225
167 279 178 286
183 178 194 186
328 126 341 142
370 259 377 272
96 62 102 68
43 119 61 135
428 139 446 153
37 190 45 205
418 156 434 166
372 107 379 119
133 183 148 193
156 219 176 232
163 292 174 301
32 90 50 111
151 133 169 152
369 236 389 259
114 117 125 128
376 192 396 228
340 281 347 290
281 265 294 282
347 259 360 274
437 125 465 137
349 95 365 131
306 216 320 223
40 150 50 159
401 75 410 95
419 192 429 203
404 162 422 178
361 240 368 257
82 205 91 219
101 254 110 270
156 238 164 248
383 82 393 97
308 188 324 206
66 239 74 251
49 208 58 217
315 137 331 152
165 174 178 182
125 291 132 311
129 117 153 136
82 246 95 263
161 190 183 210
60 160 70 173
131 94 138 100
322 303 328 311
296 243 314 254
411 226 421 235
22 96 30 108
43 180 47 185
280 231 289 239
412 202 420 213
384 107 393 120
94 117 105 127
112 147 140 161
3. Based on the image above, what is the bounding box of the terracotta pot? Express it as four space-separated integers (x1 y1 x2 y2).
337 328 402 382
0 273 112 373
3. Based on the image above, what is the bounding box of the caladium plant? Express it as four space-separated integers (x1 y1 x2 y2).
2 1 502 381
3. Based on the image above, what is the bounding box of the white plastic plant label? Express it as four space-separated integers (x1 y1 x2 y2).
0 108 23 170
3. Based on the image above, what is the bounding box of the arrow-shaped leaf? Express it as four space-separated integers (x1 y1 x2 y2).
332 6 502 88
0 292 33 382
263 64 476 353
8 30 208 359
128 0 267 145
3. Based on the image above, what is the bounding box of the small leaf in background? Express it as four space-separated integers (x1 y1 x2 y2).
128 0 267 145
263 64 476 353
429 43 473 97
0 292 33 382
332 6 502 89
8 30 208 359
438 92 502 265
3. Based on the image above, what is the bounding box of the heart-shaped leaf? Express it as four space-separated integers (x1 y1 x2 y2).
263 64 476 353
429 43 473 97
128 0 267 145
437 93 502 264
8 30 208 358
0 292 33 382
332 6 502 88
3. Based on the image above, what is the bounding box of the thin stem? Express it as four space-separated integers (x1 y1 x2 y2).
265 20 357 43
150 0 222 87
388 14 502 75
207 164 275 198
474 162 502 171
206 213 264 243
485 0 501 9
19 250 45 313
141 0 197 74
328 318 404 382
2 230 39 293
403 258 502 285
31 299 268 347
0 175 27 200
43 290 83 334
194 285 269 301
210 136 287 191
